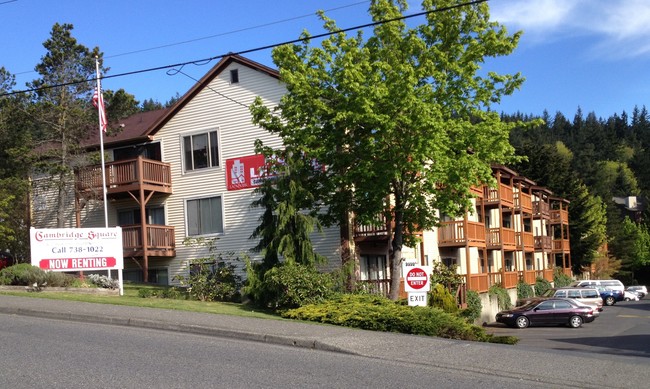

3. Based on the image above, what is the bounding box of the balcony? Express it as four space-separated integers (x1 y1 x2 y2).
532 201 550 219
121 225 176 257
437 220 486 247
550 209 569 224
483 183 514 208
534 235 552 251
553 238 570 252
76 156 172 197
514 191 533 214
354 213 391 242
486 227 516 249
515 231 535 252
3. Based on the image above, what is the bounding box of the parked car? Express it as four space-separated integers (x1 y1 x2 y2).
626 285 647 299
516 287 603 313
496 298 597 329
624 290 640 301
591 286 625 306
570 279 625 292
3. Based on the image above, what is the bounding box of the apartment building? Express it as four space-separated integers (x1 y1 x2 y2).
31 55 572 310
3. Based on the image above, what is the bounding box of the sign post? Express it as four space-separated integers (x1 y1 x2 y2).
402 261 432 307
30 227 124 295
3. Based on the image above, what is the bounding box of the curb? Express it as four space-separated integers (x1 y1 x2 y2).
0 306 352 355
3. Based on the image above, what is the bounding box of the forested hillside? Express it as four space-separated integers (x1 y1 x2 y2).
507 107 650 284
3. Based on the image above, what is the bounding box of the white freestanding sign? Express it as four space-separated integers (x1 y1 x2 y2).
30 227 124 295
402 260 431 307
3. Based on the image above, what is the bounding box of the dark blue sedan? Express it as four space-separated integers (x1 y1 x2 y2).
496 298 596 329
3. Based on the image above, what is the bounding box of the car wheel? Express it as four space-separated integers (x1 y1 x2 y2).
605 296 616 306
625 297 631 301
515 316 529 329
569 315 583 328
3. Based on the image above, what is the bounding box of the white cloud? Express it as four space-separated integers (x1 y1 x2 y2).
490 0 650 58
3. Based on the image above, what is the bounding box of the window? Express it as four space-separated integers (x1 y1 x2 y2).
230 69 239 84
187 196 224 236
360 255 387 281
183 131 219 172
118 207 165 225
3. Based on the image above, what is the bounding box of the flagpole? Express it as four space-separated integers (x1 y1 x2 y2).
95 57 109 229
95 57 122 294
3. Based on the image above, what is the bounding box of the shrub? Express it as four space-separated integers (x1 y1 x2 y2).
87 274 119 289
44 271 75 287
488 284 512 310
0 263 46 286
244 261 334 310
534 277 552 296
459 290 482 323
282 294 517 344
553 267 573 288
517 280 534 300
174 260 242 302
428 283 459 314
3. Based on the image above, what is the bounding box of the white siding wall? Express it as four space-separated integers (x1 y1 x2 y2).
153 63 341 283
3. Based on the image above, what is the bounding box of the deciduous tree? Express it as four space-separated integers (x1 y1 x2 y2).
251 0 525 299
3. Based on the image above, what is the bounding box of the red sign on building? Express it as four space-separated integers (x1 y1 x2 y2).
225 154 267 191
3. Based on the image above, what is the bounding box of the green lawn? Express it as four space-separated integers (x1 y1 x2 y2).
0 282 283 321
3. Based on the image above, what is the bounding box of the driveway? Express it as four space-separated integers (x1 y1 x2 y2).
484 299 650 358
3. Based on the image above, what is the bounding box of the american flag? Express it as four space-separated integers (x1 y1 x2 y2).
92 85 107 132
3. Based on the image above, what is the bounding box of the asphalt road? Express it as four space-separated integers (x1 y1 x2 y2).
485 299 650 358
1 314 556 389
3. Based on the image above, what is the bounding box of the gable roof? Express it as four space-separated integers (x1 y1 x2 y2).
85 54 280 149
145 54 279 138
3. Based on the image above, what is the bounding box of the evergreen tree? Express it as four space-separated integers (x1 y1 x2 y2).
28 23 106 227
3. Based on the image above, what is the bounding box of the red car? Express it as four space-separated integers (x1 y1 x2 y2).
496 298 596 328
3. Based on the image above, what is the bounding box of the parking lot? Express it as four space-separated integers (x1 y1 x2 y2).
485 298 650 358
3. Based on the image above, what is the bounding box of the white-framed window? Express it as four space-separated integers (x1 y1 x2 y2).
360 255 387 281
186 195 224 236
182 130 220 172
118 206 165 225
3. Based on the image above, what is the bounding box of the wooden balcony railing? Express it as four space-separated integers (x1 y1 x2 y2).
467 273 489 292
514 192 533 214
534 235 552 251
553 239 570 252
121 225 175 256
76 157 172 195
520 270 536 284
483 183 514 208
486 227 516 248
437 220 486 247
516 231 535 251
532 201 550 219
354 213 391 239
550 209 569 224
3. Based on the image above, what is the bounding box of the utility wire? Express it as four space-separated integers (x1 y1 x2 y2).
0 0 487 98
107 1 370 59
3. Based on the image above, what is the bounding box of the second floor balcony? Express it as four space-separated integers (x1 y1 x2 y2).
76 156 172 197
438 220 486 247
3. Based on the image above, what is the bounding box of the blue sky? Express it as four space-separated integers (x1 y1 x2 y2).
2 0 650 119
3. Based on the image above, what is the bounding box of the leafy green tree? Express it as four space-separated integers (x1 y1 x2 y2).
28 23 106 227
0 67 33 260
251 0 525 299
610 217 650 271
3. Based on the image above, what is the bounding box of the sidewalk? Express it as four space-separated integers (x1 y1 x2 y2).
0 294 646 388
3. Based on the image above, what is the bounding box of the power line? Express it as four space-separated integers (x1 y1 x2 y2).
106 1 370 59
0 0 487 98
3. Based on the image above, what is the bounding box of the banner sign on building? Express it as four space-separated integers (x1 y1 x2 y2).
226 154 267 191
30 227 124 272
